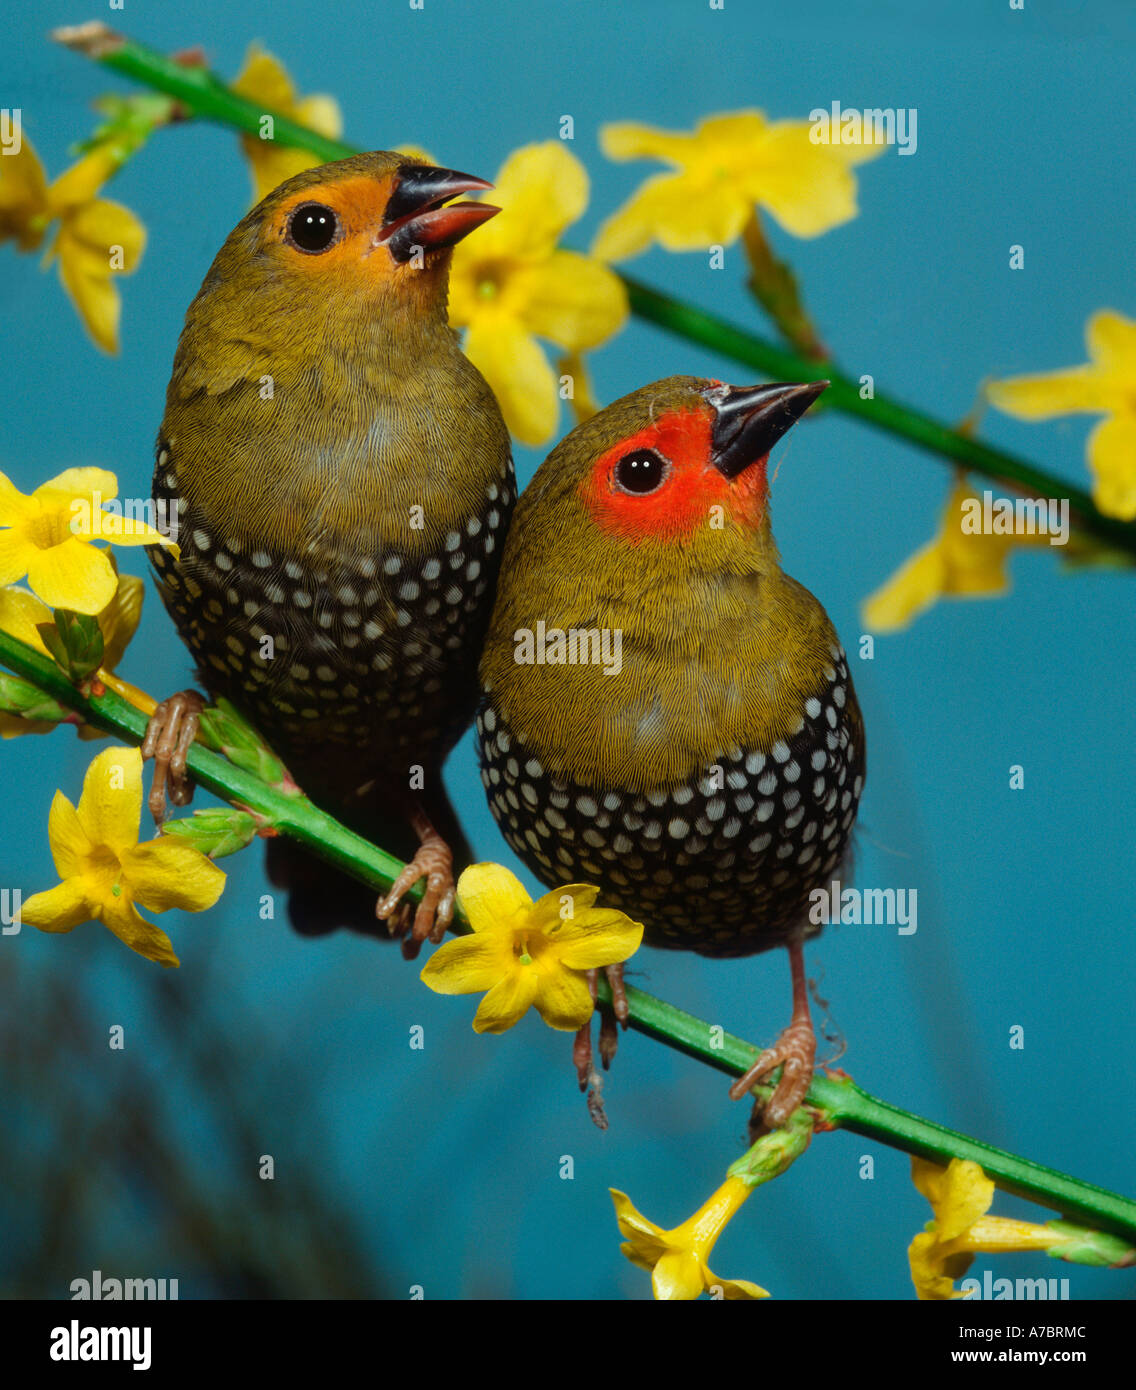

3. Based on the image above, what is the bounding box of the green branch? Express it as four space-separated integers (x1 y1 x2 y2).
51 21 1136 560
3 622 1136 1245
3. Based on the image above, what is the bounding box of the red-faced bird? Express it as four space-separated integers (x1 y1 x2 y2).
477 376 863 1123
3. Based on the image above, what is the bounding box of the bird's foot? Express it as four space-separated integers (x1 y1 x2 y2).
572 964 629 1130
728 1013 816 1129
141 690 205 824
375 812 455 960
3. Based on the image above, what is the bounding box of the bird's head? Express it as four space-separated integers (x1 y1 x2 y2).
520 374 827 583
197 150 498 323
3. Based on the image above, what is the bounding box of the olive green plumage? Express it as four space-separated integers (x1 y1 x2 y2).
149 151 514 932
477 376 864 957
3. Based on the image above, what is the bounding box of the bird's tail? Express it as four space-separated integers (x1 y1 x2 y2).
265 783 473 939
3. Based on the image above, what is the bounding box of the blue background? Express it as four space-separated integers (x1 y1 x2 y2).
2 0 1133 1301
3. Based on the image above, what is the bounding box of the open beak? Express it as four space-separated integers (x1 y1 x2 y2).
377 164 500 263
707 381 829 479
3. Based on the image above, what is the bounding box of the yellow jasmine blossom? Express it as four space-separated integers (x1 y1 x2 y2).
909 1157 1065 1300
0 574 149 738
231 44 343 204
0 134 145 352
987 309 1136 521
592 109 886 261
420 862 642 1033
611 1177 769 1301
448 141 628 446
21 745 225 966
862 481 1049 632
0 467 175 616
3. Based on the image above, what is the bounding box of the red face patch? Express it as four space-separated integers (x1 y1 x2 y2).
579 404 769 543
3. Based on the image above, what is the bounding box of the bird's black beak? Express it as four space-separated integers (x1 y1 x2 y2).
377 164 500 264
707 381 829 480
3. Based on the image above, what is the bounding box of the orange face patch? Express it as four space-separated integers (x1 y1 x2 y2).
579 405 769 544
267 174 408 283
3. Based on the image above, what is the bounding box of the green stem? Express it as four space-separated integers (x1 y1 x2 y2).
3 625 1135 1243
51 22 1136 560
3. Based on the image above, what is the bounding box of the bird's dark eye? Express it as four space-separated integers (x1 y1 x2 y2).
614 448 668 495
287 203 340 253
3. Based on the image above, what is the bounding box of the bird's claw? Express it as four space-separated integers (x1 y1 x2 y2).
728 1014 816 1129
572 963 628 1130
141 690 205 824
375 831 455 959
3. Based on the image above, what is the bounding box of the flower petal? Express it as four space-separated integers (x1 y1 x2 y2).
34 466 120 504
713 1273 771 1300
600 121 698 165
1086 309 1136 371
121 837 226 913
98 574 144 669
986 365 1114 418
24 536 117 614
231 43 298 111
749 128 864 238
472 966 539 1033
592 171 750 260
20 878 94 933
0 471 40 526
610 1189 671 1266
455 861 533 933
553 910 644 970
516 250 628 352
0 586 53 653
55 238 121 354
420 931 514 994
101 896 180 967
463 317 560 446
0 137 49 250
47 146 120 210
652 1250 705 1301
0 530 36 588
65 198 146 273
861 538 946 632
486 141 589 255
909 1230 971 1300
1088 414 1136 521
46 789 89 880
76 745 143 853
527 882 599 933
532 964 594 1030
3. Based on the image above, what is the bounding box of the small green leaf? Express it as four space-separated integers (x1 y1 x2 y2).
39 610 105 682
162 807 262 860
198 698 295 791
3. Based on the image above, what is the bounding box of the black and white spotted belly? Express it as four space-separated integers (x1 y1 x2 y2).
149 442 514 785
477 647 864 958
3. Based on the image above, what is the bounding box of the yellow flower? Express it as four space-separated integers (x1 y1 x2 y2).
0 574 149 738
862 481 1049 632
987 309 1136 521
611 1177 769 1301
420 862 642 1033
593 109 886 262
909 1157 1064 1300
0 135 145 352
21 745 225 966
448 142 628 446
0 467 175 616
231 44 343 204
